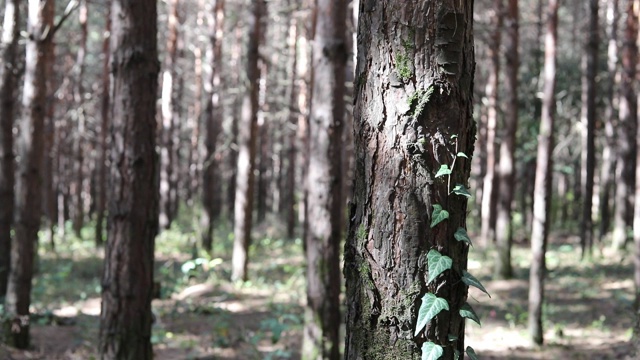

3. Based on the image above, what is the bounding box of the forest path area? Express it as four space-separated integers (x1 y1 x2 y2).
0 231 635 359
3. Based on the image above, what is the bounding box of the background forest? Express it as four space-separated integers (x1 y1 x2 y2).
0 0 639 359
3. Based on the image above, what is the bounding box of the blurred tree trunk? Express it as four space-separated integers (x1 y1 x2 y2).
494 0 518 280
5 0 55 348
598 0 619 243
231 0 263 282
226 26 243 223
612 0 639 249
96 0 112 247
344 0 475 358
0 0 19 299
159 0 180 230
480 0 503 247
528 0 558 346
301 0 346 357
579 0 598 257
98 0 159 357
201 0 225 252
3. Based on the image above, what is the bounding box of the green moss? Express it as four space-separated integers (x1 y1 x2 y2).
408 85 434 120
395 53 413 81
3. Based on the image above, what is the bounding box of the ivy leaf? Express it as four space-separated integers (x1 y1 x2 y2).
435 164 452 178
454 349 460 360
421 342 443 360
427 249 452 285
462 271 491 298
454 228 472 246
466 346 479 360
456 152 468 158
459 302 481 326
452 184 471 198
430 204 449 228
415 293 449 336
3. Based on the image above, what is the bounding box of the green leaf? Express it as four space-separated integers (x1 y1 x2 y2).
421 342 443 360
462 271 491 298
415 293 449 336
448 334 458 342
427 249 452 285
459 302 481 326
466 346 479 360
454 228 472 246
430 205 449 228
435 164 452 178
452 184 471 198
456 152 468 158
454 349 460 360
450 134 458 139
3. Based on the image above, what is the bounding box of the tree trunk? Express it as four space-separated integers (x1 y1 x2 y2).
231 0 263 282
98 0 159 357
579 0 598 257
201 0 225 253
494 0 518 280
283 10 299 239
344 1 476 359
0 0 19 299
528 0 558 346
302 0 346 357
480 0 503 247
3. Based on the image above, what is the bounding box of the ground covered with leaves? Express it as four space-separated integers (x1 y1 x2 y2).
0 221 636 359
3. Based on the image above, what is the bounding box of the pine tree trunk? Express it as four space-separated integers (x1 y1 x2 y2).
528 0 558 346
98 0 159 357
344 1 476 358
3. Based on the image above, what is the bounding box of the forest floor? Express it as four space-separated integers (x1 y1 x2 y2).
0 222 636 360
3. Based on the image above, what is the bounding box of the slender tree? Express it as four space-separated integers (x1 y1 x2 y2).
98 0 159 357
494 0 519 279
0 0 19 299
528 0 558 345
302 0 346 357
231 0 263 282
344 0 476 358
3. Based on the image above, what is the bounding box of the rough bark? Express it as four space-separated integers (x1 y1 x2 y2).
0 0 19 299
201 0 225 252
528 0 558 346
231 0 263 282
344 1 476 359
98 0 159 358
301 0 346 357
579 0 598 257
494 0 518 280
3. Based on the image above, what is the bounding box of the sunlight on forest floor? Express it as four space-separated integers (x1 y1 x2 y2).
0 225 636 359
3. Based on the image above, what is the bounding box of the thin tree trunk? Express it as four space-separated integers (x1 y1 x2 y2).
344 0 476 358
302 0 346 357
98 0 159 357
528 0 558 346
494 0 518 280
0 0 19 299
282 9 298 239
579 0 598 258
231 0 263 282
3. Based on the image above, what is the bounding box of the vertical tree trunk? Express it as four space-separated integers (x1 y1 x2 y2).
5 0 54 348
201 0 225 252
344 0 476 359
0 0 19 298
231 0 263 282
96 0 112 247
227 26 243 222
302 0 346 357
528 0 558 346
494 0 518 280
98 0 159 357
579 0 598 257
480 0 503 246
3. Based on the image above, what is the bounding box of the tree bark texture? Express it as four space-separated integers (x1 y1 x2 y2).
579 0 598 257
4 0 53 348
0 0 19 299
98 0 159 358
302 0 346 357
494 0 518 280
344 1 476 359
528 0 558 346
231 0 263 282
